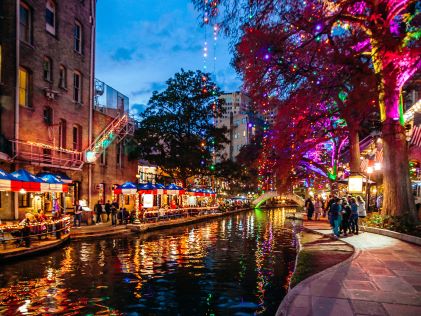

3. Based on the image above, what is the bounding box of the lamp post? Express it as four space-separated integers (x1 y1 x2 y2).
366 162 382 212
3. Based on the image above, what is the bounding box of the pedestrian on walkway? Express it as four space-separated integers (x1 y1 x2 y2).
330 198 342 237
305 197 315 220
341 198 352 236
314 197 323 220
111 204 117 226
324 195 334 218
350 197 359 234
94 201 103 224
105 200 111 222
74 202 82 227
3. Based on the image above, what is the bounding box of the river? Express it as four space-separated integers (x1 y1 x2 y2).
0 208 298 315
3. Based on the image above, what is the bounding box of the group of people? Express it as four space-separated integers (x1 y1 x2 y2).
305 194 367 238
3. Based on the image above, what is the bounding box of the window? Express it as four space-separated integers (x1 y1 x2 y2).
100 150 106 165
243 130 246 137
74 21 82 53
58 119 66 148
72 124 81 150
45 0 56 35
19 67 31 107
125 195 130 205
43 106 53 125
18 193 30 208
73 72 82 103
59 65 67 89
116 143 122 166
20 2 32 43
43 57 52 81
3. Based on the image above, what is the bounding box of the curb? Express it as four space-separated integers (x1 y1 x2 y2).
360 225 421 246
276 226 359 316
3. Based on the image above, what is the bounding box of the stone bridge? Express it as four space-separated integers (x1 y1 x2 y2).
252 191 305 208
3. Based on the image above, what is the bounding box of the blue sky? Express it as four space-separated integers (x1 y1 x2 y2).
95 0 241 116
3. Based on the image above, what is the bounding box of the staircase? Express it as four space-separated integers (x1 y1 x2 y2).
252 191 305 208
86 113 134 162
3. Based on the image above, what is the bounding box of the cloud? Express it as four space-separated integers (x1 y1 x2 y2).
111 47 136 62
132 82 166 97
131 103 148 116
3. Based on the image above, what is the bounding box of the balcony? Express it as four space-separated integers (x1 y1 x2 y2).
10 139 84 170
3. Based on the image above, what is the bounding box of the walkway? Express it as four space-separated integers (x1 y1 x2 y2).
278 219 421 316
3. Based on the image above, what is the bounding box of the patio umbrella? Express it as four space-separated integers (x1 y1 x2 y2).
10 169 47 192
138 182 157 195
37 173 68 192
165 183 185 195
0 168 13 191
114 182 138 195
155 183 167 195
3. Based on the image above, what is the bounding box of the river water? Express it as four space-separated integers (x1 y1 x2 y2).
0 208 298 315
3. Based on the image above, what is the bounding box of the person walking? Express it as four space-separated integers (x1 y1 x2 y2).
324 195 335 219
314 197 323 221
341 198 352 236
350 197 359 234
105 200 111 222
357 195 366 226
329 198 342 238
305 197 315 220
74 202 82 227
111 204 117 226
94 201 103 224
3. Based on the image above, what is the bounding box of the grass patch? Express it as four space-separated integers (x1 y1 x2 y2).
290 232 353 288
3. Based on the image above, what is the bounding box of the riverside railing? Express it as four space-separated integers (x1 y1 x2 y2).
0 216 71 249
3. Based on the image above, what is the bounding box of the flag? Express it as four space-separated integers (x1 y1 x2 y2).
411 126 421 147
360 158 368 172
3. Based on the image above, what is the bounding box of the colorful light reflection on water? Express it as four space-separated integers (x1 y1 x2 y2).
0 208 298 315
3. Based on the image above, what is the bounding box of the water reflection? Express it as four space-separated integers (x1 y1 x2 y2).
0 208 297 315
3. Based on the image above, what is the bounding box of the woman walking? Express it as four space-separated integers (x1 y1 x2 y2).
357 195 366 229
350 197 359 234
314 197 323 220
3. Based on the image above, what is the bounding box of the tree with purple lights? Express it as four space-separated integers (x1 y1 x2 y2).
194 0 421 218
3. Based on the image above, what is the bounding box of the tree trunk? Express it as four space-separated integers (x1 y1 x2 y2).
348 128 360 173
382 123 416 219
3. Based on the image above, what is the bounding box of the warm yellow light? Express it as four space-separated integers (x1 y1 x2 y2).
19 188 26 194
367 166 374 174
374 162 382 171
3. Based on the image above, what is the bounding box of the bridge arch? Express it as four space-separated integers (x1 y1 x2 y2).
252 191 305 208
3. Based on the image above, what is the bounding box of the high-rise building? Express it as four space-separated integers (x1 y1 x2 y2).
216 92 255 160
0 1 137 220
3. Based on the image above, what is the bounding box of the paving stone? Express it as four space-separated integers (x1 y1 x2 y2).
350 300 388 316
311 297 354 316
343 280 377 291
382 303 421 316
372 276 417 293
291 294 311 308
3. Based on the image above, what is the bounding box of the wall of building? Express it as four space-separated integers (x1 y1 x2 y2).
91 110 138 207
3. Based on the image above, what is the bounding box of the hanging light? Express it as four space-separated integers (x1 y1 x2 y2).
19 188 27 194
374 162 382 171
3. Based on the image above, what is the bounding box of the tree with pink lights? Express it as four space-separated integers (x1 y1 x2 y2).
193 0 421 218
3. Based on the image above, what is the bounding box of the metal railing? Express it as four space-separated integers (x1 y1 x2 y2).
0 217 71 250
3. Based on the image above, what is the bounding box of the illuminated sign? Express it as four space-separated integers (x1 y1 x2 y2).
348 176 363 193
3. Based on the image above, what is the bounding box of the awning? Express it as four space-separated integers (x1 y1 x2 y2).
37 173 69 192
10 169 47 192
114 182 138 194
165 183 185 195
138 182 157 195
0 168 13 191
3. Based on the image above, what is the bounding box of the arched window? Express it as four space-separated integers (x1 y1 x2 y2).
58 119 67 148
59 65 67 89
73 71 82 103
45 0 56 35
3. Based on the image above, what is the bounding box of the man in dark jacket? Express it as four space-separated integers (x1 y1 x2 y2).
94 201 102 224
105 200 111 222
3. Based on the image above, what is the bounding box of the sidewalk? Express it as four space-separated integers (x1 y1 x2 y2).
278 219 421 316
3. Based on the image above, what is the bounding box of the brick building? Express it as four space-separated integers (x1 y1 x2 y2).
0 1 138 220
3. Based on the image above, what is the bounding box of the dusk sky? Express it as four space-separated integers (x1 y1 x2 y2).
95 0 241 116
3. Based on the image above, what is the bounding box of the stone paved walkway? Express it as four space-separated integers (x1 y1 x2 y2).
278 220 421 316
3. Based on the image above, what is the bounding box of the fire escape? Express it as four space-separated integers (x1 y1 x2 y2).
11 113 134 170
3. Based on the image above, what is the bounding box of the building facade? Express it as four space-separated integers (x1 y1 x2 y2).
0 1 137 220
216 92 255 160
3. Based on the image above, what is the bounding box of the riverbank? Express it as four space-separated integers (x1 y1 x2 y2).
0 233 70 261
278 219 421 316
128 208 250 233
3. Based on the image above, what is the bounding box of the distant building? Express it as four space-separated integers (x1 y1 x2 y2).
216 92 255 160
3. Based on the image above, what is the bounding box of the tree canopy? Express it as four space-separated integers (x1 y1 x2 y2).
133 69 228 186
